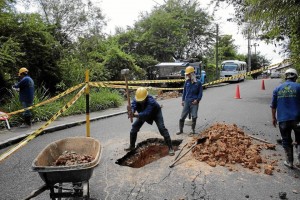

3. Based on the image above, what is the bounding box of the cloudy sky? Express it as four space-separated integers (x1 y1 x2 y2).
99 0 286 64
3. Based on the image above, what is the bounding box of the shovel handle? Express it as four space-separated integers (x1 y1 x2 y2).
169 143 197 168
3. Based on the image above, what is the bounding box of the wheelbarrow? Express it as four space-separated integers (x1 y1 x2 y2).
24 136 101 200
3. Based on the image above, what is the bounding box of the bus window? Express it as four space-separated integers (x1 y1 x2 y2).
221 64 238 71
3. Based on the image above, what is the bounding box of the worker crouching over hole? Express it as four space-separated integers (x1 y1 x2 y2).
125 87 175 156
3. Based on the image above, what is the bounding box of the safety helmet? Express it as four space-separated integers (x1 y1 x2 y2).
18 67 28 76
185 66 195 75
135 87 148 102
285 68 298 79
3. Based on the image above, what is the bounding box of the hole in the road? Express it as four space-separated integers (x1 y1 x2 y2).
116 138 182 168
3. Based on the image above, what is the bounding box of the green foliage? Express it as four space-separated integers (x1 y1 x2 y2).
0 87 124 127
0 11 63 94
116 0 214 62
214 0 300 72
25 0 106 40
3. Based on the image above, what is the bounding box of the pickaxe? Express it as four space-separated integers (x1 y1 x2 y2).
121 69 133 123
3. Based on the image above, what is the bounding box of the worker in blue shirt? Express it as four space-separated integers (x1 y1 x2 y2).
270 68 300 168
13 67 34 128
125 87 175 156
176 66 203 136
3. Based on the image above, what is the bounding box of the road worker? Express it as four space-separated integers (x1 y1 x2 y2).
270 68 300 168
176 66 203 136
12 67 34 128
125 87 175 156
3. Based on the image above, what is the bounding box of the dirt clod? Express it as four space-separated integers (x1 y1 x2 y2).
191 123 278 175
53 151 94 166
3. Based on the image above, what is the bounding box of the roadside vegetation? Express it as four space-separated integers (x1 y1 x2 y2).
0 87 124 127
1 0 299 126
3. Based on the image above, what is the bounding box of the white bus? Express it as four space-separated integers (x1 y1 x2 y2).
220 60 247 82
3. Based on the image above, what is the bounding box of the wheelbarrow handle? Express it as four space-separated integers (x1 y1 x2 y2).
24 184 48 200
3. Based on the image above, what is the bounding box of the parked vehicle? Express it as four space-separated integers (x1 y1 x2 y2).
147 60 207 88
220 60 247 82
270 71 282 79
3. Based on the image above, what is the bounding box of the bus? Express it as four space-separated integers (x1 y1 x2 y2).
220 60 247 82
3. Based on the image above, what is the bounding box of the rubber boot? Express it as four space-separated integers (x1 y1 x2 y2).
283 146 294 168
124 133 137 151
20 116 31 128
188 118 197 137
165 137 175 156
295 145 300 168
176 119 184 135
25 116 32 126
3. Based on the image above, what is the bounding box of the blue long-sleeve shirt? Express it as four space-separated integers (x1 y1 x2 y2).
14 75 34 104
270 80 300 122
182 79 203 102
131 95 161 124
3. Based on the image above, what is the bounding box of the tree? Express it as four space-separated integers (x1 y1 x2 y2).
117 0 214 62
23 0 106 43
0 9 63 94
214 0 300 70
217 35 238 61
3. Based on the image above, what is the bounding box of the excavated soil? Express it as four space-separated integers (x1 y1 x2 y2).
116 138 182 168
157 91 181 100
53 151 94 166
191 123 278 175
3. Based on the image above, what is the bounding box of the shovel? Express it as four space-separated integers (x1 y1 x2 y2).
169 137 207 168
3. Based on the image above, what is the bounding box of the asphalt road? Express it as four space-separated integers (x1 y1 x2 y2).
1 78 300 200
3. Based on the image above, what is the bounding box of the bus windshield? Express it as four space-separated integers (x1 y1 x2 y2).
221 64 238 71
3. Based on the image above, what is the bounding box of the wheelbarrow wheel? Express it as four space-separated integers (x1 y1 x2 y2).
82 181 90 199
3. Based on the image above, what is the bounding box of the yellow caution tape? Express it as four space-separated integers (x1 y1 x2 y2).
0 83 85 118
0 84 86 163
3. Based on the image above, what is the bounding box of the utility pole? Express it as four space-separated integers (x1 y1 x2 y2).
216 24 219 79
247 30 251 72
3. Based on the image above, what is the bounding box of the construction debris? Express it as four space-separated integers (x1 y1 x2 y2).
191 123 278 175
53 151 94 166
157 91 181 100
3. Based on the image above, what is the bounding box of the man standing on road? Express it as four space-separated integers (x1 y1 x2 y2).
176 66 203 136
270 68 300 168
125 87 175 156
12 67 34 128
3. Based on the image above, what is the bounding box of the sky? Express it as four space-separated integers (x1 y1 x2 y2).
98 0 286 65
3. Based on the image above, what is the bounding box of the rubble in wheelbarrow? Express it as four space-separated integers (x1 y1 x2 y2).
53 151 94 166
191 123 278 175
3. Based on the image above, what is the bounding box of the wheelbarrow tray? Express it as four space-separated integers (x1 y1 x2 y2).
32 137 101 185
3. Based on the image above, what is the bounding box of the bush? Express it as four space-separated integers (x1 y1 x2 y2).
0 86 124 128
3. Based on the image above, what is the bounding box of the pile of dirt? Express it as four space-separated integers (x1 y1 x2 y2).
157 91 181 100
53 151 94 166
191 123 278 175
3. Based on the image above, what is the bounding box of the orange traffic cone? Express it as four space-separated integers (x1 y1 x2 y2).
261 79 265 90
234 85 241 99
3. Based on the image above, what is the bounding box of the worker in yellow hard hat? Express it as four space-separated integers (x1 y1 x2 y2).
12 67 35 128
176 66 203 136
125 87 175 156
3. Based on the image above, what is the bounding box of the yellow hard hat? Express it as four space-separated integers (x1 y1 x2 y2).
18 67 28 76
185 66 195 75
135 87 148 102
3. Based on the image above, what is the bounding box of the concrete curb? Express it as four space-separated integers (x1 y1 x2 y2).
0 111 127 150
